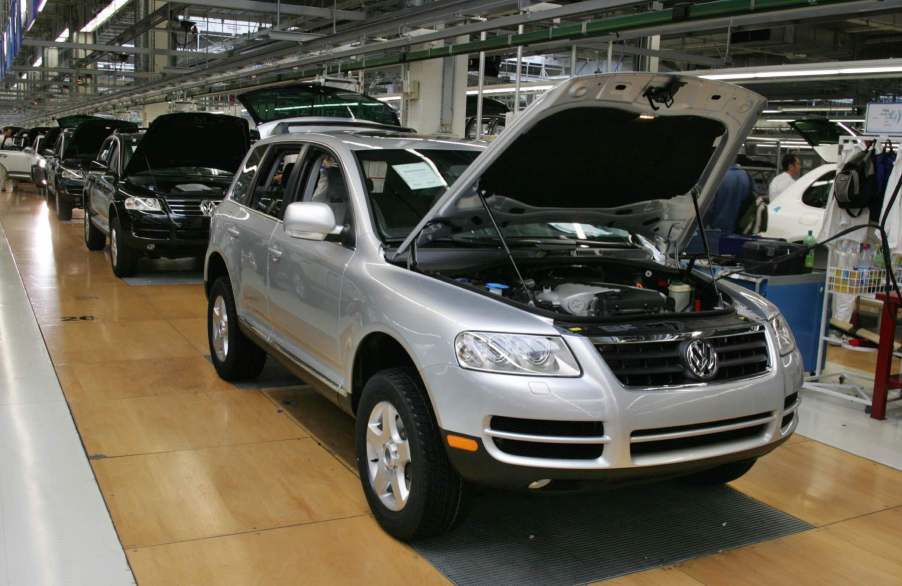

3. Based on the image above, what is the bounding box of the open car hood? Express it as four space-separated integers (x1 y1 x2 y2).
65 119 138 160
236 83 400 129
123 112 249 177
56 115 104 129
395 73 765 263
788 118 859 164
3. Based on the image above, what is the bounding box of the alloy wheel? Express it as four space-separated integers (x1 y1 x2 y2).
211 295 229 362
365 400 412 511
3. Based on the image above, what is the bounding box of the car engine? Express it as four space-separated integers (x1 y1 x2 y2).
450 263 712 319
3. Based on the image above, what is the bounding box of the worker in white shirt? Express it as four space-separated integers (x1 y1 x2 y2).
768 154 801 198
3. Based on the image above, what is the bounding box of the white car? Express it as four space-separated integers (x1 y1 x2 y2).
760 163 835 242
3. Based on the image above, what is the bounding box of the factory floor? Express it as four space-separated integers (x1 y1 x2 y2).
1 184 902 586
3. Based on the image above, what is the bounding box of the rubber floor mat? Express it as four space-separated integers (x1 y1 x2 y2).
412 481 812 585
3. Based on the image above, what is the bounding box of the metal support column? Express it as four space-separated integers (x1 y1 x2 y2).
514 24 523 116
476 31 486 139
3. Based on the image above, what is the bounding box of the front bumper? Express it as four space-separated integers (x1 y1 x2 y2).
57 181 84 206
119 207 211 257
425 333 803 489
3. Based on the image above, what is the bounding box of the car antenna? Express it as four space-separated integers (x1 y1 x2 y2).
689 184 725 308
475 188 537 307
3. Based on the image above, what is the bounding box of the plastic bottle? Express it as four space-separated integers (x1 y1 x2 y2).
803 230 817 269
857 243 872 270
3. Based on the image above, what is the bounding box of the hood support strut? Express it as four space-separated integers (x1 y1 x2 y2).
689 185 725 308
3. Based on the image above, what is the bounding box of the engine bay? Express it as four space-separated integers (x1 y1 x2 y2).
445 261 724 320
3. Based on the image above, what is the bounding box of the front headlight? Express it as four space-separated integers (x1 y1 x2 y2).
60 167 84 181
454 332 581 377
770 314 796 356
38 158 46 168
124 196 162 212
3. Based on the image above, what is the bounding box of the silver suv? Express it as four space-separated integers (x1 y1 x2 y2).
204 73 802 540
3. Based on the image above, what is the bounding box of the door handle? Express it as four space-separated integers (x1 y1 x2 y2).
268 247 283 261
227 227 240 238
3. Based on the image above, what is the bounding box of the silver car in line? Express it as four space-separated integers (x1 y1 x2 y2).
204 72 802 540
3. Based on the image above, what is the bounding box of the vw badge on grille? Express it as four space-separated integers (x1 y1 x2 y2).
682 339 718 380
199 200 217 217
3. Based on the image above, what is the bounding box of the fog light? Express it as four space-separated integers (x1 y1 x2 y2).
528 479 551 490
146 243 155 251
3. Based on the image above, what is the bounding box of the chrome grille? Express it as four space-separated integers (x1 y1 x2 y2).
166 198 219 216
596 328 770 388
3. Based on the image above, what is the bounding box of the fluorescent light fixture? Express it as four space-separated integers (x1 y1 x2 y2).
55 27 69 42
81 0 130 33
691 59 902 83
762 118 865 124
701 66 902 81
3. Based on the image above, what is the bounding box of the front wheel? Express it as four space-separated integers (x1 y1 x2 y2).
681 458 757 485
56 192 72 221
109 216 138 277
84 204 105 251
355 368 466 540
207 276 266 381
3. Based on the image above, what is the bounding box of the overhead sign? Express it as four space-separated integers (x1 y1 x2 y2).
865 103 902 135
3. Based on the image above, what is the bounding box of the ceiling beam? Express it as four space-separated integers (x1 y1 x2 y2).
23 38 186 57
12 66 161 78
183 0 366 21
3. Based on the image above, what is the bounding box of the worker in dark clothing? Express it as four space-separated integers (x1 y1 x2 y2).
705 164 753 234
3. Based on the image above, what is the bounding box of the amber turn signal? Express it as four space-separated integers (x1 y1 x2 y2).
446 434 478 452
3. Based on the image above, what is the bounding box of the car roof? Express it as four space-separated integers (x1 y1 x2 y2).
254 128 485 153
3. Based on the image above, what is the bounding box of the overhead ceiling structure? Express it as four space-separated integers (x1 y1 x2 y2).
2 0 902 125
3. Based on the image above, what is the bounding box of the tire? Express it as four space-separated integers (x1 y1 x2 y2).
84 203 105 251
681 458 757 485
355 368 466 540
207 276 267 381
56 192 72 221
109 216 138 277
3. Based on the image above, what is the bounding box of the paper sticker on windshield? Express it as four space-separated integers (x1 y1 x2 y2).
392 162 446 190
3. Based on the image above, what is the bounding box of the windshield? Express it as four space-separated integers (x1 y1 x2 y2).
126 167 235 191
242 85 400 126
356 148 480 242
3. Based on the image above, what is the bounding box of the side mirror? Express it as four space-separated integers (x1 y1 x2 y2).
40 149 54 157
283 201 337 241
24 147 33 154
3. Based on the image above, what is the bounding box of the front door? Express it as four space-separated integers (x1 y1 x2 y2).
89 138 117 231
267 145 355 391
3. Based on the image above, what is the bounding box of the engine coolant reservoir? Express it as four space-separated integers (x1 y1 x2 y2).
668 282 693 312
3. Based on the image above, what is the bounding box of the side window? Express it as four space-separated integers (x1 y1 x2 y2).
108 143 120 174
96 138 114 164
298 147 351 227
229 146 264 206
249 144 303 219
801 171 835 209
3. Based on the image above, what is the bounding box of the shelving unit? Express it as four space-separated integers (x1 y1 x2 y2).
803 250 902 413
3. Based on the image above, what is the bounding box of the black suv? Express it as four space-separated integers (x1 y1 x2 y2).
50 118 137 220
83 112 250 277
